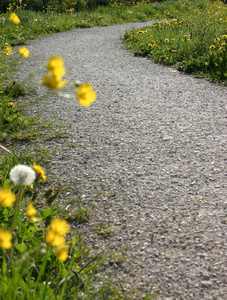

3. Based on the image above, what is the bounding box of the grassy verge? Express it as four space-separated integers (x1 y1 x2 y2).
122 0 227 83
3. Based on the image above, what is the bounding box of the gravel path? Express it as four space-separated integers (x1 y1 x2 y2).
19 21 226 299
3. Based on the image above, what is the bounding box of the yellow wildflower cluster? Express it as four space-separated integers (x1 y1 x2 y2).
46 218 70 261
0 188 16 207
10 12 20 24
7 13 30 58
43 55 68 90
76 83 97 107
5 45 12 55
0 228 13 250
26 203 40 222
33 164 46 182
19 46 30 58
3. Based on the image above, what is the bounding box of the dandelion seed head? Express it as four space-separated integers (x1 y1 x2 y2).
9 164 36 186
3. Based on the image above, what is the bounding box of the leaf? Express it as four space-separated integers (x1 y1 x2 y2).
16 243 27 253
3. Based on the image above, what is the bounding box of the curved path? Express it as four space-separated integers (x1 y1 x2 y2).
21 21 226 299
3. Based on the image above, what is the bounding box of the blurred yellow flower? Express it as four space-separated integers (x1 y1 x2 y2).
46 229 66 246
26 203 37 221
0 228 12 249
165 38 169 42
19 46 30 58
209 45 215 50
47 55 64 75
140 43 144 47
214 37 220 42
222 35 227 40
0 188 16 207
5 45 12 55
219 47 224 51
43 75 68 90
10 13 20 24
56 245 68 262
8 101 14 106
221 42 226 47
33 164 46 182
76 83 97 107
50 218 70 236
43 55 68 90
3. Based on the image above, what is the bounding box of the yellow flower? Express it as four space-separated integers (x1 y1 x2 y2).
76 83 97 107
209 45 215 50
183 34 188 39
8 101 14 106
43 55 68 90
140 43 144 47
26 203 37 221
10 13 20 24
5 45 12 55
222 35 227 41
50 218 70 236
19 46 30 58
0 188 16 207
219 47 224 51
43 75 68 90
165 38 169 42
172 49 177 52
0 228 13 249
33 164 46 182
46 229 66 246
56 245 68 262
47 55 65 75
214 37 220 42
221 42 226 47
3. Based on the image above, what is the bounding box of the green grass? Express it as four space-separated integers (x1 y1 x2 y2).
123 0 227 83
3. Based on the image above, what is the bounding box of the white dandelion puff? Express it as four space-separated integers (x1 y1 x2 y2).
9 164 36 186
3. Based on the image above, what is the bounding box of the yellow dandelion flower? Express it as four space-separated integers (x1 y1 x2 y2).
222 35 227 41
172 49 177 52
5 45 12 55
209 45 215 50
219 47 224 51
56 245 69 262
76 83 97 107
0 228 13 249
26 203 37 219
221 42 226 47
46 229 66 247
8 101 14 106
43 75 68 90
0 188 16 207
19 47 29 58
140 43 144 47
10 12 20 24
214 37 220 42
47 55 64 74
33 164 46 182
50 218 70 236
165 38 169 42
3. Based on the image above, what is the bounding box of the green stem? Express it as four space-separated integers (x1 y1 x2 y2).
11 186 22 231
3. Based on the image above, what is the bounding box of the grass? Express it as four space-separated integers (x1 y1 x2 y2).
122 0 227 83
0 0 226 299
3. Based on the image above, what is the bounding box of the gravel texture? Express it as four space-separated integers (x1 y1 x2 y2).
18 21 227 299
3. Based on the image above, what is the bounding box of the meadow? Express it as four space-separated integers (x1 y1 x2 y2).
0 0 226 299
